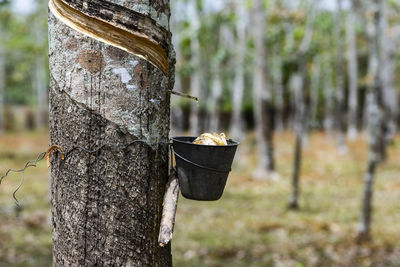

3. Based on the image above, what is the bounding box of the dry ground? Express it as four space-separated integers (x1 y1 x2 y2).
0 131 399 266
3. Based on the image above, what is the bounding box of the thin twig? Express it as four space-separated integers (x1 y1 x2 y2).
167 90 199 101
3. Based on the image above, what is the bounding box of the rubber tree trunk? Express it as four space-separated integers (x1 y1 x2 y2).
310 56 321 130
323 62 335 132
358 159 377 240
0 44 4 134
382 27 399 141
362 11 376 131
34 56 48 128
272 47 284 132
170 14 183 134
32 16 49 129
358 0 387 241
379 0 397 143
252 0 275 179
288 3 315 209
209 69 222 132
48 0 174 265
209 24 230 133
335 0 347 153
346 0 359 140
230 1 246 140
189 1 201 136
288 73 304 209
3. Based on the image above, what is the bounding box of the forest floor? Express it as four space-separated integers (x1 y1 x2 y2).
0 130 399 266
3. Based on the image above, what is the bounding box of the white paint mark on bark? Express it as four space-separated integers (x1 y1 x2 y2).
112 68 132 83
150 99 160 105
126 84 137 91
129 60 139 67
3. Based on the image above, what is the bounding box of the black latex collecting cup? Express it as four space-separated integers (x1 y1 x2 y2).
171 136 239 201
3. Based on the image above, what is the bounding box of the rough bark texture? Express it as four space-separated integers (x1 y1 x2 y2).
252 0 275 178
346 0 358 140
48 0 174 265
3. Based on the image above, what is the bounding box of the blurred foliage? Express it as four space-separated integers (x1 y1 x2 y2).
1 0 48 106
170 0 400 132
1 0 400 128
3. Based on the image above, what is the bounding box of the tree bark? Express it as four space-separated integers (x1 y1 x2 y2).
358 160 376 241
288 3 315 209
346 0 359 140
209 23 232 133
189 1 201 136
310 56 321 131
0 43 4 134
48 0 174 265
379 0 397 143
170 12 183 134
34 56 48 128
382 26 399 142
230 1 246 140
32 16 49 129
362 6 376 131
288 73 304 209
209 68 222 132
252 0 276 179
272 47 284 132
323 62 335 132
358 0 386 241
335 0 347 153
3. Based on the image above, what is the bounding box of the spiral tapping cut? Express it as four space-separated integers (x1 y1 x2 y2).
48 0 170 75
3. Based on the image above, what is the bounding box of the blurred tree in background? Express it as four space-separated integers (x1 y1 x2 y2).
0 0 48 131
